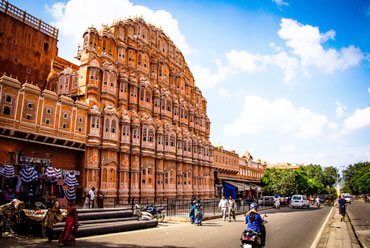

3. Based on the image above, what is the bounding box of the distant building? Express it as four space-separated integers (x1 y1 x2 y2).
267 162 302 170
213 147 266 199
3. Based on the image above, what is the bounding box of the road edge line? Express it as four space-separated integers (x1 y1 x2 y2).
310 207 334 248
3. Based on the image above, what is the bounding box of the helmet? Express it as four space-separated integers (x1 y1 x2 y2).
250 203 258 209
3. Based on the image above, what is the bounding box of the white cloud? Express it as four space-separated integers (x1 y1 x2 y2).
192 60 232 89
45 0 191 55
280 145 296 152
224 95 328 139
336 101 347 119
225 50 299 83
368 87 370 94
272 0 289 7
278 18 364 73
328 122 338 129
193 18 365 89
342 107 370 133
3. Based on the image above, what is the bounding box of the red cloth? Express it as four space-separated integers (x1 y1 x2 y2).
59 206 78 245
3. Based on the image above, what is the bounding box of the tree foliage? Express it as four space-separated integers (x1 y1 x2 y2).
343 162 370 194
261 165 338 195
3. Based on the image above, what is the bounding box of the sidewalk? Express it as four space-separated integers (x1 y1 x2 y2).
315 207 361 248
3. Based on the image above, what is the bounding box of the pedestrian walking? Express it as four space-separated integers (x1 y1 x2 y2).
338 194 346 221
43 193 61 243
88 187 95 208
218 195 229 221
194 201 203 226
189 200 196 224
228 196 237 222
83 194 90 209
97 191 104 208
58 201 78 246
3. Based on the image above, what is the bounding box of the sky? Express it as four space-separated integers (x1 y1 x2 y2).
11 0 370 170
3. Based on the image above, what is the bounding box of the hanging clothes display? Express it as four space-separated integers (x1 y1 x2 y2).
63 172 79 201
2 164 15 178
19 166 38 183
55 169 63 179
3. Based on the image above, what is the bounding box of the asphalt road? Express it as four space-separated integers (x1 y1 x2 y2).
347 200 370 247
0 205 331 248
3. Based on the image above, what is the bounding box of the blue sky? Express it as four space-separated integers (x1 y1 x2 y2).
12 0 370 169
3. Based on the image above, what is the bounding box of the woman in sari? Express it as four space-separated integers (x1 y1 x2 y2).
59 201 78 246
194 201 203 226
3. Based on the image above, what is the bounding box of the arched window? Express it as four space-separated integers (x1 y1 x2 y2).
161 99 165 110
105 118 110 132
3 106 10 115
148 129 154 142
143 127 147 141
111 119 116 134
5 96 11 103
170 134 175 147
146 90 151 103
122 126 126 136
140 88 144 101
165 134 169 146
91 117 96 128
167 100 171 112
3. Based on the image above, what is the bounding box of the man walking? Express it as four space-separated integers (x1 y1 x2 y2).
218 195 229 221
228 195 237 222
89 187 95 208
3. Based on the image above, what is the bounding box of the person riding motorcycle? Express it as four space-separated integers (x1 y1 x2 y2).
245 203 266 247
316 196 321 208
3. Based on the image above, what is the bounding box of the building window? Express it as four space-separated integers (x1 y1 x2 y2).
111 120 116 134
143 127 147 141
64 113 68 119
27 103 33 109
45 119 50 125
5 96 11 103
3 107 10 115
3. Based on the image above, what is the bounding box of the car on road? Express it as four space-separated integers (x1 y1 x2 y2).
258 196 275 206
291 195 310 208
343 194 352 203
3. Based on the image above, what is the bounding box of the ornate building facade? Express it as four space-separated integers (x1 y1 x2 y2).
212 146 266 199
0 1 214 205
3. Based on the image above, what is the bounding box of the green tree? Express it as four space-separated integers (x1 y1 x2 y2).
343 162 370 194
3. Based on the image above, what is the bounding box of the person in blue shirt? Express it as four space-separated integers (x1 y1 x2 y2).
338 195 347 221
245 203 266 246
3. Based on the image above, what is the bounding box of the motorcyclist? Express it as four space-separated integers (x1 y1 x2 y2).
245 203 266 247
316 196 321 207
274 195 280 209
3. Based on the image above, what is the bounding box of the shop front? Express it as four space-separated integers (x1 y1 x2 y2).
0 137 84 208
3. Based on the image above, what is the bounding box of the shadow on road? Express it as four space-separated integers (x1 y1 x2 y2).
0 237 191 248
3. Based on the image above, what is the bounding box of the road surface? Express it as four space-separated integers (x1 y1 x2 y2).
0 205 331 248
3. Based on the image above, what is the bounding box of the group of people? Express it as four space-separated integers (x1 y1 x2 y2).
43 193 78 246
218 195 237 222
44 187 103 246
83 187 105 209
189 199 203 226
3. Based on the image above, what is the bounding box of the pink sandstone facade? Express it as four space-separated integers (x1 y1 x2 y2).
0 1 267 205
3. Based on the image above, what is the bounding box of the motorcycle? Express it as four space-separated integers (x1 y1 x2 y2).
134 204 166 222
240 215 268 248
316 201 321 208
274 201 280 210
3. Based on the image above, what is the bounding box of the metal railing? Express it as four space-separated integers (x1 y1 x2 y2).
0 0 58 39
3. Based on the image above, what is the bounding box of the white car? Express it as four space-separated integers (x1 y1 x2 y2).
343 194 352 203
291 195 310 208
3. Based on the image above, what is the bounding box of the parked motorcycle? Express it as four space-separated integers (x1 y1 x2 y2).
134 204 166 222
